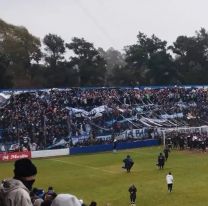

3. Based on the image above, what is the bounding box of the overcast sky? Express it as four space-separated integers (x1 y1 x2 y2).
0 0 208 51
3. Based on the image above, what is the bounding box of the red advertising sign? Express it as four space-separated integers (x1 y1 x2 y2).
0 151 31 161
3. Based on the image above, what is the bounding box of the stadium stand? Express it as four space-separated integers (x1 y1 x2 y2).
0 86 208 151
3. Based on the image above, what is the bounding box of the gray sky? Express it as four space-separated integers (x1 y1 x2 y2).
0 0 208 51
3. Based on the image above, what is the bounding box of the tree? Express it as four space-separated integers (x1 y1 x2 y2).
66 37 107 86
0 19 42 87
98 47 126 86
169 28 208 84
109 65 135 86
124 32 176 85
147 51 178 85
0 53 13 88
43 33 65 68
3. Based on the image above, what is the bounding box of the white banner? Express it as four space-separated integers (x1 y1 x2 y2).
160 113 183 119
32 148 69 158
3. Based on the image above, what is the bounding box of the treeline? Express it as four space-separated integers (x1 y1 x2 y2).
1 19 208 88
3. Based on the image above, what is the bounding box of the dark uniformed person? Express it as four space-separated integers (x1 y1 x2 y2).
201 139 206 152
163 146 170 161
157 153 165 169
122 155 134 173
128 184 137 205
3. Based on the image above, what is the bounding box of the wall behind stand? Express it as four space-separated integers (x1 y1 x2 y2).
69 139 159 155
0 140 159 161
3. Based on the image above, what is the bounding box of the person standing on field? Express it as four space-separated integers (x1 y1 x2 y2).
122 155 134 173
128 184 137 205
163 146 170 161
166 172 174 192
157 153 165 169
113 138 117 153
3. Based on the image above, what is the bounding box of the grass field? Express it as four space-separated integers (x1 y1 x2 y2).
1 146 208 206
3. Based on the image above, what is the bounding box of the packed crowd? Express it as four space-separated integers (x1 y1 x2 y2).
165 131 208 151
30 186 97 206
0 158 98 206
0 87 208 150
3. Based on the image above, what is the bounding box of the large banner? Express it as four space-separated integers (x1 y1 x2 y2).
0 93 11 108
115 128 148 140
0 151 31 161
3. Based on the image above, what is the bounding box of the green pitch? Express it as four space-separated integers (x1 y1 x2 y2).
1 146 208 206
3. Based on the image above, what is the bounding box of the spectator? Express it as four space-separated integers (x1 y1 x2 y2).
51 194 82 206
89 201 97 206
1 87 208 149
34 198 44 206
0 158 37 206
41 189 57 206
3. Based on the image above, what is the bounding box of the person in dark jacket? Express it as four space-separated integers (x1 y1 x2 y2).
157 153 165 169
0 158 37 206
128 184 137 205
163 146 170 161
89 201 97 206
122 155 134 172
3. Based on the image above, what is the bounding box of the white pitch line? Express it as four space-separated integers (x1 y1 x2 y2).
49 158 119 175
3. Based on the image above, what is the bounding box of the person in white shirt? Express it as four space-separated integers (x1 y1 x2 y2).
166 172 174 192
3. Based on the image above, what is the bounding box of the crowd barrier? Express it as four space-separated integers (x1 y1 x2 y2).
1 85 208 93
0 139 159 161
69 139 159 155
31 148 69 158
0 151 31 161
